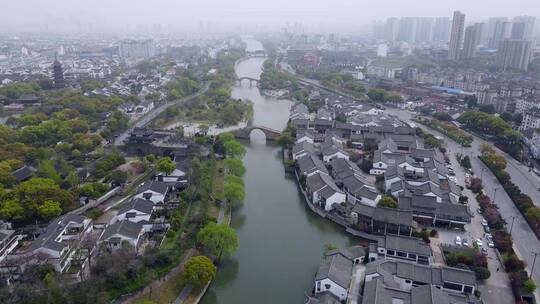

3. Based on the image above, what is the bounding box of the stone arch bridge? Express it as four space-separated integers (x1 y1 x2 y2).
231 125 282 141
236 76 259 86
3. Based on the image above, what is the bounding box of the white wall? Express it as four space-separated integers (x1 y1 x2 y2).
314 278 348 301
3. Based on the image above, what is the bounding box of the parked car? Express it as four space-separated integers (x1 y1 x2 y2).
483 225 491 233
475 239 483 247
481 219 488 226
481 248 488 256
462 238 470 247
455 236 462 246
465 173 470 179
488 241 495 248
486 234 493 241
477 208 483 214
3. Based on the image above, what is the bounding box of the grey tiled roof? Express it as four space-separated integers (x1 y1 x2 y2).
101 220 143 241
118 198 154 215
315 250 353 289
137 180 169 195
378 234 432 256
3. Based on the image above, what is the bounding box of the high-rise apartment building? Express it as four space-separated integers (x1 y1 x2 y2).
119 39 156 59
489 21 511 49
415 18 434 43
448 11 466 60
433 17 451 42
496 39 532 71
462 23 483 59
384 18 399 41
513 16 536 39
397 18 417 43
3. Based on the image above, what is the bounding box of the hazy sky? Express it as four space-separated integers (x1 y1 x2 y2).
1 0 539 33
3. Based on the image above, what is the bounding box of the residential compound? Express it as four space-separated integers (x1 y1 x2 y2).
308 245 479 304
290 94 471 235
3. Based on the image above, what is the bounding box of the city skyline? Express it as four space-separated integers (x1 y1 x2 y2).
0 0 539 34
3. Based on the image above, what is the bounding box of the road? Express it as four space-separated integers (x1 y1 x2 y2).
387 108 540 296
113 82 210 146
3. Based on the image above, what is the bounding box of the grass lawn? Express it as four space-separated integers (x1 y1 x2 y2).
131 271 187 304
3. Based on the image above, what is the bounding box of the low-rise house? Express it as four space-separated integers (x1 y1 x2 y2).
365 259 477 295
305 292 341 304
296 130 315 144
116 198 155 223
377 234 433 265
134 181 170 205
99 220 144 251
398 195 471 229
313 249 353 301
350 204 415 236
21 214 92 273
297 154 329 177
293 141 318 160
0 222 21 263
306 172 346 211
11 165 34 183
321 144 349 163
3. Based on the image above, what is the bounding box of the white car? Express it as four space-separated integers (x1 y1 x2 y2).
488 241 495 248
481 219 488 226
455 236 462 246
475 239 483 247
462 238 470 247
465 173 470 179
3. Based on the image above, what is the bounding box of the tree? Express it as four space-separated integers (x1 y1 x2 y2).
223 140 246 158
378 196 398 208
157 157 176 175
523 279 537 293
223 158 245 177
37 200 62 221
385 94 402 103
110 170 128 186
433 112 453 122
500 111 513 123
367 88 387 103
181 256 216 287
197 222 239 260
223 180 245 205
465 95 477 108
474 266 491 280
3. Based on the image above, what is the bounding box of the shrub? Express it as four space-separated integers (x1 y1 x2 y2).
474 267 491 280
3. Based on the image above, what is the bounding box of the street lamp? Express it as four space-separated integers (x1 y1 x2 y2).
509 216 517 234
480 167 485 180
492 188 498 203
531 251 540 279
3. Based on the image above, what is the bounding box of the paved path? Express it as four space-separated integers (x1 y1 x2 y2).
174 284 193 304
347 264 365 304
217 201 226 224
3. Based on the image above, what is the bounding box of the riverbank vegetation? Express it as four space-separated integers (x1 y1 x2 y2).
259 58 297 91
458 111 522 157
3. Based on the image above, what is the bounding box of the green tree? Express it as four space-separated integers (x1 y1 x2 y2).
0 199 24 221
223 140 246 158
523 279 537 293
110 170 128 186
223 158 245 177
367 88 387 103
474 267 491 281
378 196 398 208
223 180 245 205
157 157 176 175
37 200 62 221
197 222 239 260
181 256 217 287
37 160 62 185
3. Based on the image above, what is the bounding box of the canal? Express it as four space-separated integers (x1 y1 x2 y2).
200 38 356 304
